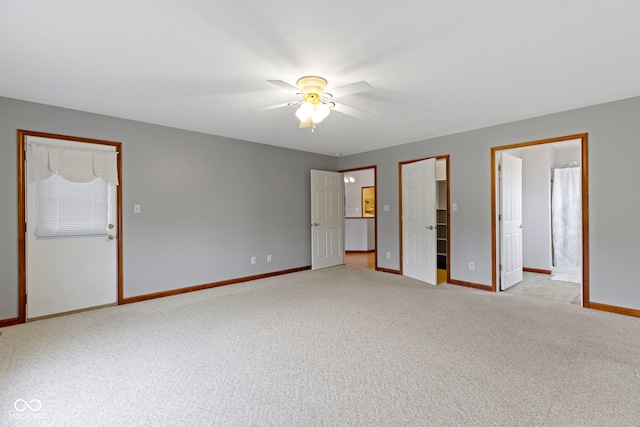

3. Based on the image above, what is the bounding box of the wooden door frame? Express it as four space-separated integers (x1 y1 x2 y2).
399 155 450 281
490 133 589 307
340 166 377 271
17 130 124 324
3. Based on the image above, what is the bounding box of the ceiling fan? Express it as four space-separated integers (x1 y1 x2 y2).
265 76 372 130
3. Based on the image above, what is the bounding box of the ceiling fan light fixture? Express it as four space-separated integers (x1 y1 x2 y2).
295 101 313 121
343 174 355 183
266 75 371 130
311 102 331 123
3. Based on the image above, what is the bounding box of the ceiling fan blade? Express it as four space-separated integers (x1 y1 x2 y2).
326 81 372 99
267 79 302 95
255 102 290 111
254 101 301 112
299 117 312 128
331 103 370 119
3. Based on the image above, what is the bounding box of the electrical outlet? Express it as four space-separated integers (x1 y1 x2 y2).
469 262 475 270
251 256 257 265
386 252 391 259
267 254 272 263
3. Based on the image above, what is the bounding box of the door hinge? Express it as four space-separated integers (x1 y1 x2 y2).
499 264 503 271
498 214 502 221
498 164 502 171
25 294 27 304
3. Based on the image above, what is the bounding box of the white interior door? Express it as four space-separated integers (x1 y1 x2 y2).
402 158 437 285
311 170 344 270
500 152 523 290
26 137 118 319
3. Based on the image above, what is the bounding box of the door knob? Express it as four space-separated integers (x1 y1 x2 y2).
107 235 117 240
519 224 524 228
108 223 115 229
426 225 434 230
312 223 320 227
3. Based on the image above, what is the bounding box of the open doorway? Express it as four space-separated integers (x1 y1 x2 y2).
342 167 377 270
491 134 589 306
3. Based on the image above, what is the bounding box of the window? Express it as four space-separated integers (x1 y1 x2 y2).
36 174 109 238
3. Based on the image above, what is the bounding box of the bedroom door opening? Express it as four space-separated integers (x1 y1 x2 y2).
342 166 377 271
491 134 589 307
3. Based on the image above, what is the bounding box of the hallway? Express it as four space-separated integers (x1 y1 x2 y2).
345 252 375 270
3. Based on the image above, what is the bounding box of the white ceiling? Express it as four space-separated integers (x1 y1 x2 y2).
2 1 640 156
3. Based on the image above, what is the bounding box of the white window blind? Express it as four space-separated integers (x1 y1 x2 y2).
36 174 109 238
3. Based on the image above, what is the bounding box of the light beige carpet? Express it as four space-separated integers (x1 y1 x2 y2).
1 266 639 426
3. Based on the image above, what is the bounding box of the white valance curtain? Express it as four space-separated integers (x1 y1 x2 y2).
30 143 119 185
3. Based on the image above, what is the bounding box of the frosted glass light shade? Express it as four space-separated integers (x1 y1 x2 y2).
295 102 313 121
311 103 331 123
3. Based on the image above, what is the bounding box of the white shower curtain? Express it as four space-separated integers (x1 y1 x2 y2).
552 167 582 269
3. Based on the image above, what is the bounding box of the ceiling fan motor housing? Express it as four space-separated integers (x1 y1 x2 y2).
296 76 328 96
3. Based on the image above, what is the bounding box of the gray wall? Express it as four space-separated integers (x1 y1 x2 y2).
0 97 337 319
338 96 640 310
554 146 581 167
